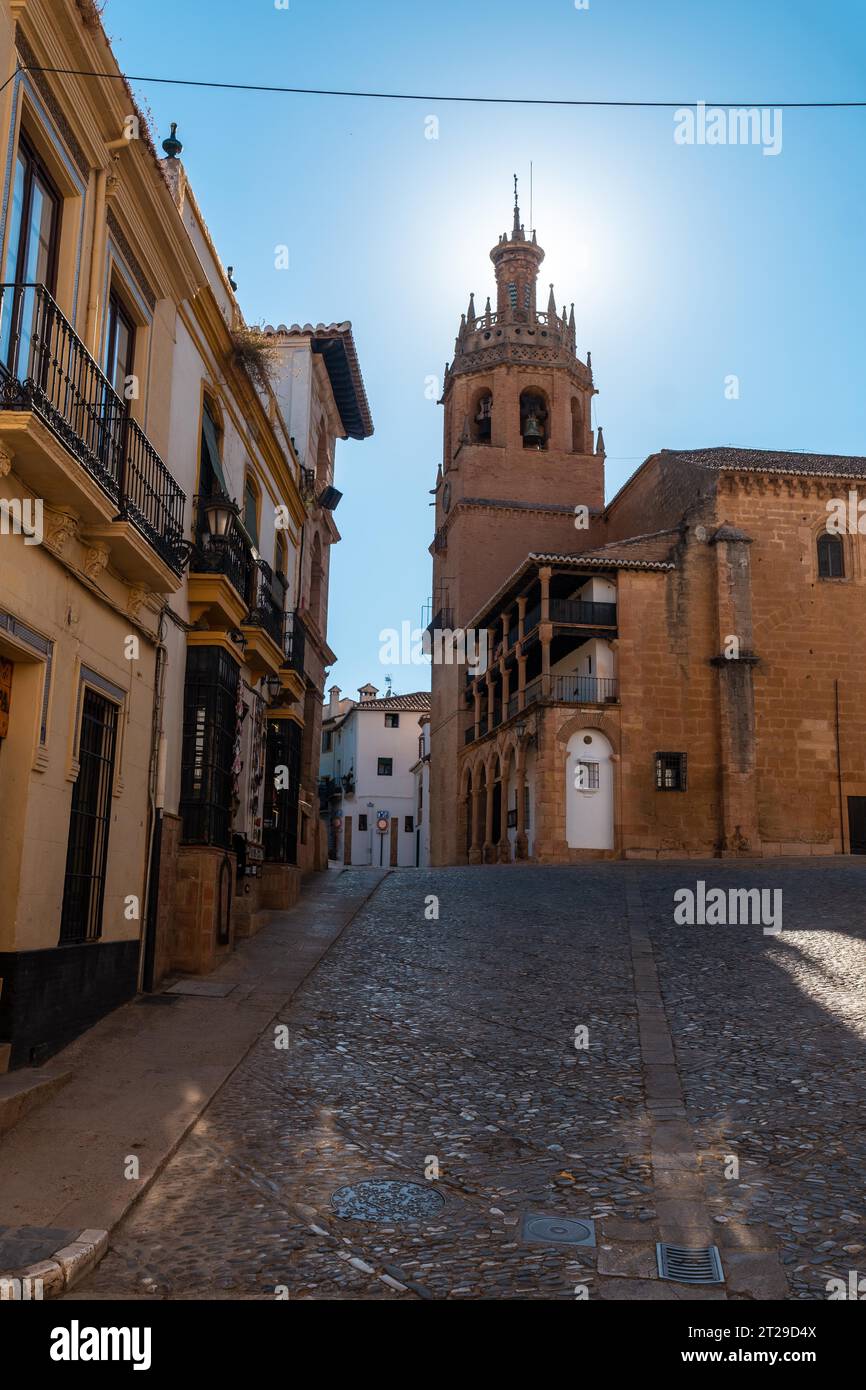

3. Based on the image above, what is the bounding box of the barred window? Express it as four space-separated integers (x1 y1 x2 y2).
655 751 687 792
384 712 399 728
358 814 368 831
180 646 240 847
404 816 414 833
575 760 600 790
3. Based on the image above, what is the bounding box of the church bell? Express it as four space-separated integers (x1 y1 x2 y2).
522 412 544 443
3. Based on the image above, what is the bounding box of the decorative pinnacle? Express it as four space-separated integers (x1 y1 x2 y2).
512 173 522 238
162 122 183 158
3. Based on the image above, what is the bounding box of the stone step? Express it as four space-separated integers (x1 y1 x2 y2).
0 1066 73 1139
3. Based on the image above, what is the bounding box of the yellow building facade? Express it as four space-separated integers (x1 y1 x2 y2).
0 0 372 1069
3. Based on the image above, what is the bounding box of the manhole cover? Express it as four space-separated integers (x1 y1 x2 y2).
330 1180 445 1222
657 1243 724 1285
521 1212 596 1247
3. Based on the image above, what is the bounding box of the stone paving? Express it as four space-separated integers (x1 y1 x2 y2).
64 861 866 1301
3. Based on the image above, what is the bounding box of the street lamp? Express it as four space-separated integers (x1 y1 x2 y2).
203 493 238 539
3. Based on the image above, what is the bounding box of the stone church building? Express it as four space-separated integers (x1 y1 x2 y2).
428 191 866 865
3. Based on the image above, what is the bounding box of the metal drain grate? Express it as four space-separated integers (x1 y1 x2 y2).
521 1212 596 1247
657 1243 724 1284
331 1180 445 1223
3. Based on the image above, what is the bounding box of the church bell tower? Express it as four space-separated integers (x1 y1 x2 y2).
428 180 605 865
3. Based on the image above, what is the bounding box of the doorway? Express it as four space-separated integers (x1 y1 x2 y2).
848 797 866 854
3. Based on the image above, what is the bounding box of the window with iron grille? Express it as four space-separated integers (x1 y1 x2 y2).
263 718 301 864
384 712 399 728
358 813 368 831
575 760 600 790
656 751 688 791
378 757 393 776
180 646 239 848
404 816 414 833
59 687 120 944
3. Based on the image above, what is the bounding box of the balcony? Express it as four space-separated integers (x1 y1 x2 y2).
188 495 253 630
241 559 285 677
0 283 185 589
550 597 617 627
552 674 618 703
524 603 541 634
279 609 306 700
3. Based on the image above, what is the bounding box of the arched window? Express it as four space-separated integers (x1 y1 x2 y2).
571 397 583 452
200 398 228 498
310 531 323 625
817 532 844 579
470 389 493 444
275 533 288 585
520 389 548 449
243 473 260 546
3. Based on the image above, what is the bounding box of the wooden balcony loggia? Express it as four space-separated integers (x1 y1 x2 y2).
0 282 186 591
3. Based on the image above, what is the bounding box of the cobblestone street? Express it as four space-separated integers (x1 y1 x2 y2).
66 862 866 1302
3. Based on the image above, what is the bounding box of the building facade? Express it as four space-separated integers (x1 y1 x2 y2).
411 713 431 868
429 191 866 865
0 0 372 1069
320 685 431 867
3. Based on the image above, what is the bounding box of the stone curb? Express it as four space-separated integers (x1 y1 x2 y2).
0 1229 108 1301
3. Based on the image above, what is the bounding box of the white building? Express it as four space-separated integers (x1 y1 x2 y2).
319 685 431 867
411 715 431 868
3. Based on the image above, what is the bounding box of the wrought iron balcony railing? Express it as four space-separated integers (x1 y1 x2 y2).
246 558 284 648
283 608 306 677
553 674 618 703
0 282 185 571
550 598 617 627
191 495 254 601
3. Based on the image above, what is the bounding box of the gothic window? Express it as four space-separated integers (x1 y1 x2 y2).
817 532 844 579
520 390 548 449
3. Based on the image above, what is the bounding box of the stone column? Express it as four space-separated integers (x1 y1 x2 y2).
514 760 528 860
517 654 527 711
540 566 551 623
499 758 512 862
517 595 527 643
483 770 496 863
710 524 760 855
469 783 483 864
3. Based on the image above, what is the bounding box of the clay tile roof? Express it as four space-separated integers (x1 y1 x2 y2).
356 692 431 713
530 528 680 571
261 321 373 440
664 446 866 478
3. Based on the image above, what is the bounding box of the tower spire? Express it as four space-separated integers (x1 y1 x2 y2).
512 173 523 239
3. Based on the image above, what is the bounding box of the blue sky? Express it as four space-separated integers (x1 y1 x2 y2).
102 0 866 701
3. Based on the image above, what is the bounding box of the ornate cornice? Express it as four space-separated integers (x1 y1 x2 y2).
16 32 90 179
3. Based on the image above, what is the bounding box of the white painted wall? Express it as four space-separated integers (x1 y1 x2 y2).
325 698 427 867
565 728 615 850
